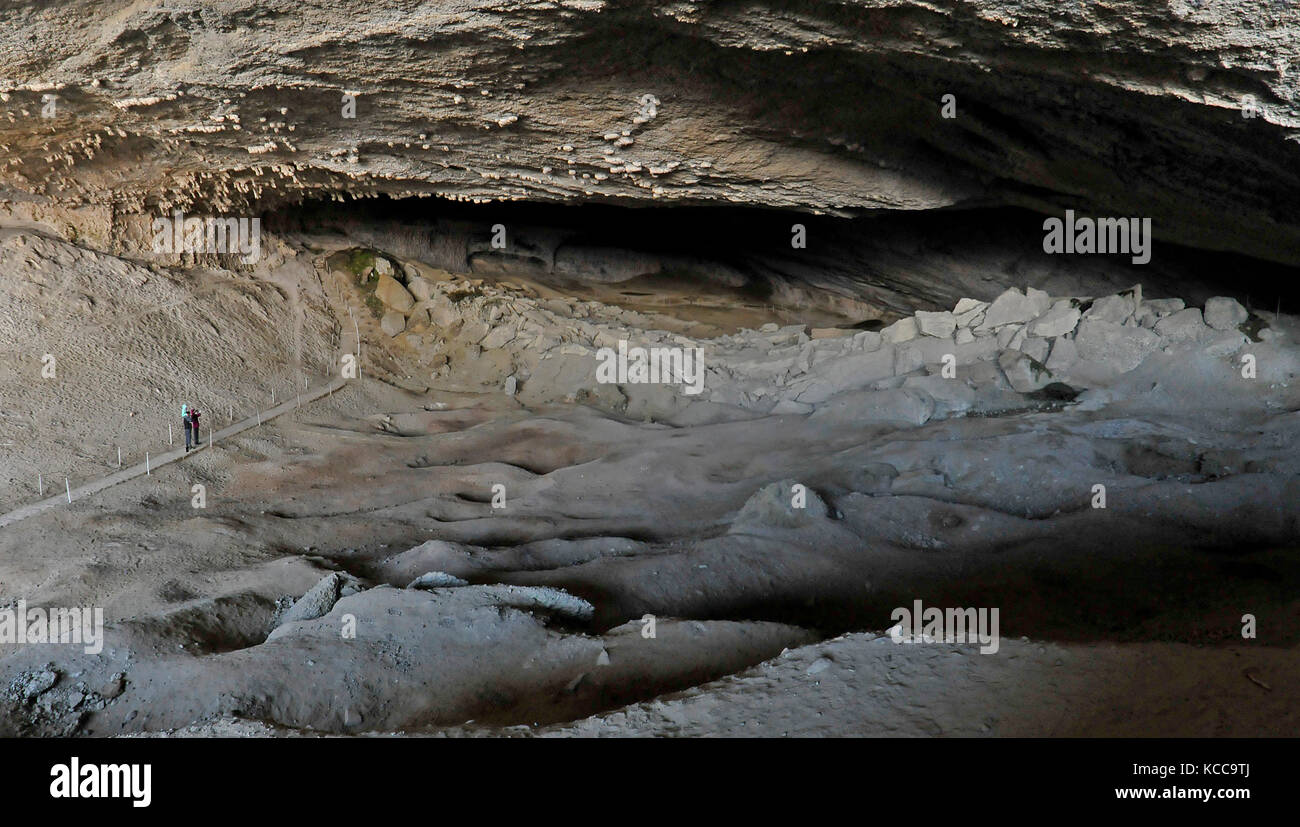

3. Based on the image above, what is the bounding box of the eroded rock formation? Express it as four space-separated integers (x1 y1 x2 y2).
2 1 1299 263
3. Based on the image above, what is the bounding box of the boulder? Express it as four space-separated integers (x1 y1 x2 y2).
430 298 458 328
381 311 406 337
1074 318 1159 372
1021 336 1050 364
1144 298 1186 316
882 316 918 343
1203 296 1248 330
375 273 415 313
915 310 956 338
277 573 350 628
19 669 59 700
405 308 431 332
953 298 989 328
460 319 490 343
998 350 1052 393
1045 336 1078 371
1028 304 1081 338
1153 307 1211 342
480 324 516 349
406 276 433 301
995 324 1020 349
1026 286 1053 315
1084 294 1134 324
979 288 1041 330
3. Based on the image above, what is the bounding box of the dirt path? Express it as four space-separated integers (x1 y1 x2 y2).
0 375 348 530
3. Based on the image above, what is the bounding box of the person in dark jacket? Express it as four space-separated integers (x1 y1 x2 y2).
189 407 202 450
182 403 193 451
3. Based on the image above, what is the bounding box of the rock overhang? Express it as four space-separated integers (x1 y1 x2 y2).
0 0 1298 265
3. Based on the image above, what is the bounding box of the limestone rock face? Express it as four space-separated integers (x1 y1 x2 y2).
1 1 1299 266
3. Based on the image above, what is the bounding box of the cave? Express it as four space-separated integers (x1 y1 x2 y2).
1 0 1298 772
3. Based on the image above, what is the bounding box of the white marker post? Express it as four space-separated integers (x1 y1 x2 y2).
65 477 71 503
169 423 173 446
351 308 361 382
146 452 150 475
38 473 42 496
118 446 122 468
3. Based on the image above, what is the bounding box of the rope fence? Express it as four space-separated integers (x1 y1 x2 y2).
2 302 365 528
1 358 356 530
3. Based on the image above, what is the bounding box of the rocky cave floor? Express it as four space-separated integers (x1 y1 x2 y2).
0 209 1298 738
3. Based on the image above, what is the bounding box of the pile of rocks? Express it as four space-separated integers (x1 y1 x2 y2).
698 286 1261 414
356 252 1272 423
3 665 123 736
364 255 429 337
356 251 706 395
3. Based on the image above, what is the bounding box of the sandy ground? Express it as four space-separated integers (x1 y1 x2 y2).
0 226 337 514
1 223 1297 737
